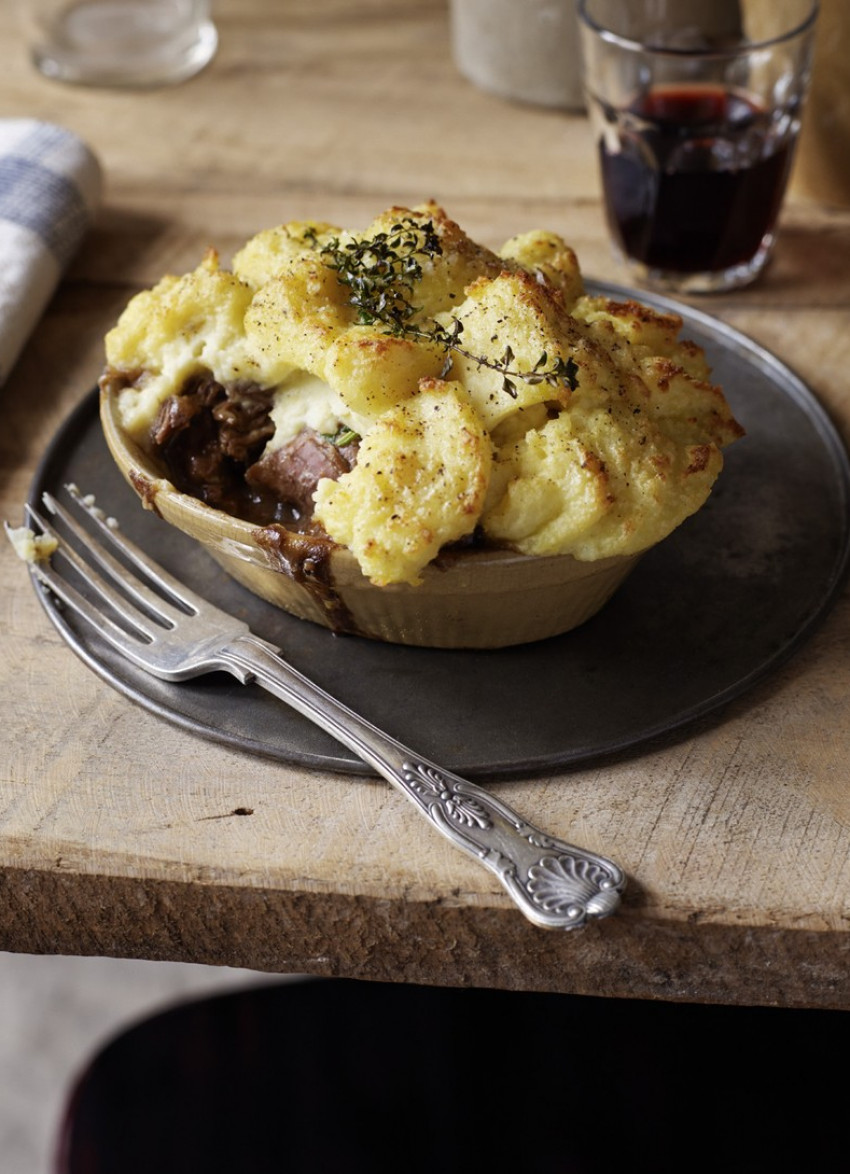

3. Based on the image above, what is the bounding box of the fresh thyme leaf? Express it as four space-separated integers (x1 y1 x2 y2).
319 217 435 333
322 425 360 447
312 217 580 400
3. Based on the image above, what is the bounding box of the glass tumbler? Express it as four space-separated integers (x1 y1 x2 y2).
578 0 818 293
23 0 218 88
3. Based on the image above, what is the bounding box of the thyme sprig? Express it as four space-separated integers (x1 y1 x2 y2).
315 219 441 335
313 218 578 400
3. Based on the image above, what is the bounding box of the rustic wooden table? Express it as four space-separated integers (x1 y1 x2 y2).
2 0 850 1010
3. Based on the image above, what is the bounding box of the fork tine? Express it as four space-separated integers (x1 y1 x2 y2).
58 485 206 616
42 488 199 626
40 493 176 628
26 501 162 642
22 522 156 660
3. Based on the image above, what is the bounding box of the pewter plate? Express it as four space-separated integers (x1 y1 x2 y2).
27 282 850 778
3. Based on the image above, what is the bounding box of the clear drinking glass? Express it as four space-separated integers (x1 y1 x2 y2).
23 0 218 88
578 0 819 293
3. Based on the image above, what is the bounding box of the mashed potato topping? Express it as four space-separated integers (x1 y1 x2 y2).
102 202 743 586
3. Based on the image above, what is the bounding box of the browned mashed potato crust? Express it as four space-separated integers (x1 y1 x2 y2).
101 202 744 586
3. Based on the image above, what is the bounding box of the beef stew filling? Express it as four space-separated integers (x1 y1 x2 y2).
150 376 358 530
145 376 480 630
145 376 366 632
246 428 358 518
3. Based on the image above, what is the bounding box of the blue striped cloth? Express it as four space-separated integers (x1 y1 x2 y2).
0 120 101 384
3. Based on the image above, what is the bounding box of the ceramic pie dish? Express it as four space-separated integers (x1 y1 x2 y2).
97 202 743 648
100 387 640 648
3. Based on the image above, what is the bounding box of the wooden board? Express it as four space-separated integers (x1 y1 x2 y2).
3 0 850 1008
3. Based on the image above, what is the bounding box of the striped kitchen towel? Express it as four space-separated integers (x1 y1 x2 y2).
0 119 101 384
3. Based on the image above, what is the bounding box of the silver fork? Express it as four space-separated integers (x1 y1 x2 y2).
10 485 626 930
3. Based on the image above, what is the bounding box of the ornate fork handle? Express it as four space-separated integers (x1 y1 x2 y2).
219 635 625 930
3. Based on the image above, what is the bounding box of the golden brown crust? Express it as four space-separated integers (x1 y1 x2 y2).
102 204 744 585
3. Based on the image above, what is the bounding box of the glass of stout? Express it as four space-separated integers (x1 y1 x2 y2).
578 0 819 293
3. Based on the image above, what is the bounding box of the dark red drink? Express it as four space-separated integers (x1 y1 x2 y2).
599 85 796 275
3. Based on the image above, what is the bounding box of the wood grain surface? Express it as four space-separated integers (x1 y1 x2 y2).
2 0 850 1008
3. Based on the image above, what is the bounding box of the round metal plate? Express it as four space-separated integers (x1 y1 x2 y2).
27 282 850 778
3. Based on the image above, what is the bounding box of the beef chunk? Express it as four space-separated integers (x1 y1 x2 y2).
152 378 220 448
246 428 358 517
151 377 274 513
213 387 275 463
150 377 357 525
